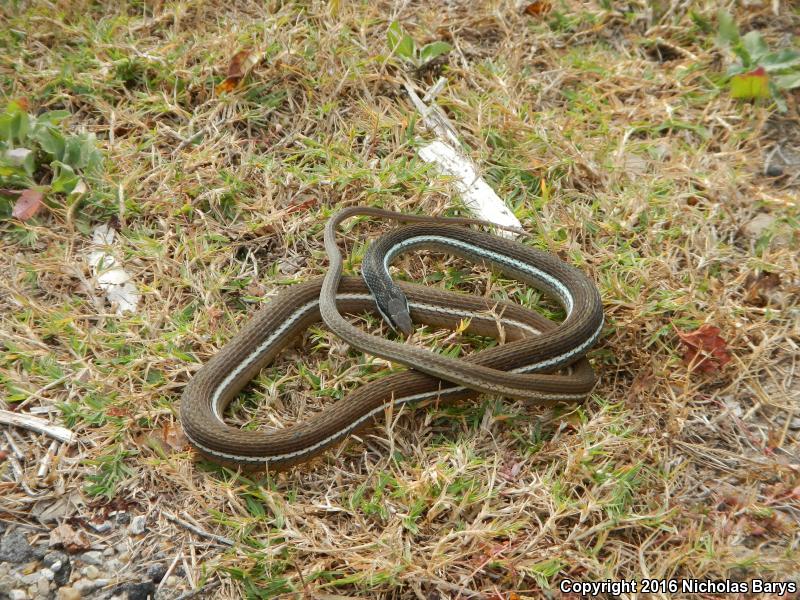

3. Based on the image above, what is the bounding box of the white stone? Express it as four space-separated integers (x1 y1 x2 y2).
83 565 99 580
128 515 147 535
73 579 97 594
79 551 104 566
57 587 81 600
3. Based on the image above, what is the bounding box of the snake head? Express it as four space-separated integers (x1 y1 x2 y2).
377 288 414 336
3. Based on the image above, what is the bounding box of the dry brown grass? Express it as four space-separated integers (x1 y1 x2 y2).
1 0 798 598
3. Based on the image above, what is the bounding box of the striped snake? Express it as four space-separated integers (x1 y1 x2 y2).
180 207 603 469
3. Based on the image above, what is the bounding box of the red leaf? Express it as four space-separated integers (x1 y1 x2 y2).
677 324 732 373
285 197 317 214
523 0 551 15
106 406 130 418
11 189 45 221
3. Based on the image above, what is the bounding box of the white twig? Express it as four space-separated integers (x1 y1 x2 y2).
0 409 76 444
37 440 59 479
404 80 522 233
161 510 235 547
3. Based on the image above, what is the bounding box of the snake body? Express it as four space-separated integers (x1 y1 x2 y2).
180 208 603 469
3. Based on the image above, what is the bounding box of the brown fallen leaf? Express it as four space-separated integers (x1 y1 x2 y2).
216 48 259 94
285 196 317 215
136 422 189 455
12 189 45 221
162 422 189 452
49 522 92 553
106 406 130 418
743 270 781 306
676 324 732 373
523 0 551 16
628 368 655 400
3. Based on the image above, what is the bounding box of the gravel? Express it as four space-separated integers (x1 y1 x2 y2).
42 551 71 587
113 581 156 600
127 516 147 535
145 563 167 583
0 524 189 599
78 551 104 567
0 530 34 564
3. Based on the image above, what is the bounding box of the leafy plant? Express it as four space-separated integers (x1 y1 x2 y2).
716 10 800 111
84 445 137 498
0 101 103 217
386 21 453 68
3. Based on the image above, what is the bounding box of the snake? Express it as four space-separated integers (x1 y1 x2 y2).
180 207 604 469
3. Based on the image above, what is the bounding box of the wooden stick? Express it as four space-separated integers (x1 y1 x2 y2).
0 409 75 444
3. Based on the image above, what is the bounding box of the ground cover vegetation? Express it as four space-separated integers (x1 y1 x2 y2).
1 0 798 598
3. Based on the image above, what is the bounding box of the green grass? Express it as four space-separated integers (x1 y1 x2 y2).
1 0 799 598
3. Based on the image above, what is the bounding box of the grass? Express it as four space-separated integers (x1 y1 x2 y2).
1 0 799 598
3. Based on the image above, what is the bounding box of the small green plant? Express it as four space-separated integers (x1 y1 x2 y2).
0 101 102 216
715 10 800 111
84 445 137 498
386 21 453 68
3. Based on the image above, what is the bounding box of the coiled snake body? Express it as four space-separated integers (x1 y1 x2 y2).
180 207 604 469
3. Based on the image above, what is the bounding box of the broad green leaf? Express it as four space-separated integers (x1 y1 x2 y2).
716 9 739 47
732 44 752 68
770 81 788 112
84 146 102 175
50 161 78 193
10 110 30 144
23 150 36 176
420 41 453 63
387 21 402 43
62 136 90 169
387 21 415 59
741 31 769 63
38 110 71 125
398 35 415 60
730 67 770 99
0 114 12 142
34 126 66 160
759 49 800 72
726 63 745 77
774 72 800 90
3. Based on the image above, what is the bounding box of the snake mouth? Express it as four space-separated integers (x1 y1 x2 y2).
381 295 413 336
392 308 414 337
